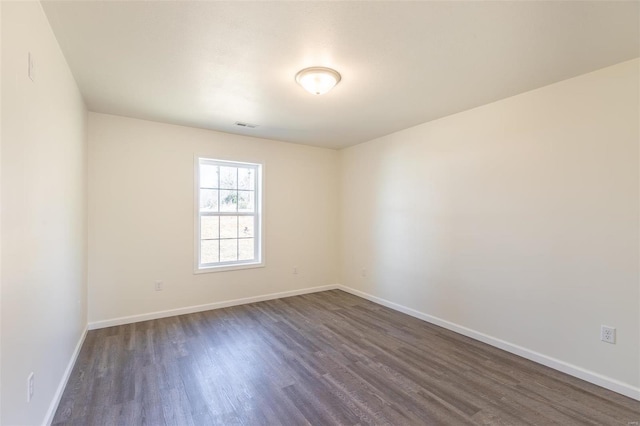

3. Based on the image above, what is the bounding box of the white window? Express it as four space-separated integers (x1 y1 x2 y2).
196 157 263 272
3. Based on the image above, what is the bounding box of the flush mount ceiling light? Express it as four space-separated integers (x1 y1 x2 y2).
295 67 341 95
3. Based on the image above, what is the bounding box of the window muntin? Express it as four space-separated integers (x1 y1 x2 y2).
197 158 262 271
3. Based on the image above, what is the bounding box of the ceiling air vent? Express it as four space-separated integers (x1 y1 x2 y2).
234 121 259 129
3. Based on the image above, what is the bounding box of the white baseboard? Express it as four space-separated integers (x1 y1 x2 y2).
336 284 640 401
44 325 88 426
88 284 339 330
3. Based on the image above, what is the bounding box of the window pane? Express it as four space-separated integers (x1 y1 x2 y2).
238 191 254 212
197 158 261 269
200 189 219 212
238 216 254 237
219 166 237 189
201 240 219 264
238 168 255 190
220 216 238 239
200 164 218 188
220 239 238 262
201 216 219 239
238 238 254 261
220 190 238 212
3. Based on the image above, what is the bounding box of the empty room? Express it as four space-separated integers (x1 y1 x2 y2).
1 1 639 425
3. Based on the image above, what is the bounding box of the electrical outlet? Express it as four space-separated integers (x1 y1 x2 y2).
293 267 298 275
27 372 34 403
154 281 164 291
601 325 616 344
361 268 367 277
28 52 35 81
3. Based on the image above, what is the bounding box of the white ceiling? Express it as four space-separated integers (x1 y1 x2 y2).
42 1 639 149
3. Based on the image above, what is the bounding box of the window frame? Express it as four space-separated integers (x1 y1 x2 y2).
194 156 264 273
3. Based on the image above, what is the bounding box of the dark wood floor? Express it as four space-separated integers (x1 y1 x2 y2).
53 290 639 425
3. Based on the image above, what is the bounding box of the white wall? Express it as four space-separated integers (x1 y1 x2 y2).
339 59 639 395
88 113 338 325
0 1 3 419
1 2 88 425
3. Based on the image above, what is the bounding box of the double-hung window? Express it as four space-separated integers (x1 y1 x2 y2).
196 157 263 271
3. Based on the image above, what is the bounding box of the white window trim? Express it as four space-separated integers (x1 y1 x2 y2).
194 155 265 274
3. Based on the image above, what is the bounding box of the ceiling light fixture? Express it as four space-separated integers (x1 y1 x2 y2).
295 67 341 95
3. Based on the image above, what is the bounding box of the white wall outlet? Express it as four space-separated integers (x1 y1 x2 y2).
27 372 34 403
28 52 35 81
154 281 164 291
361 268 367 277
293 266 298 275
601 325 616 344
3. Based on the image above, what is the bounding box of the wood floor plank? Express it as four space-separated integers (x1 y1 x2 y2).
53 290 640 425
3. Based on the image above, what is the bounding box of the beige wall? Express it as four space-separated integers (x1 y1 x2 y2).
339 59 639 394
87 113 339 325
1 2 88 425
0 1 3 419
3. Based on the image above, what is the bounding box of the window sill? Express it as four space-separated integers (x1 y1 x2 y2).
194 261 265 274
